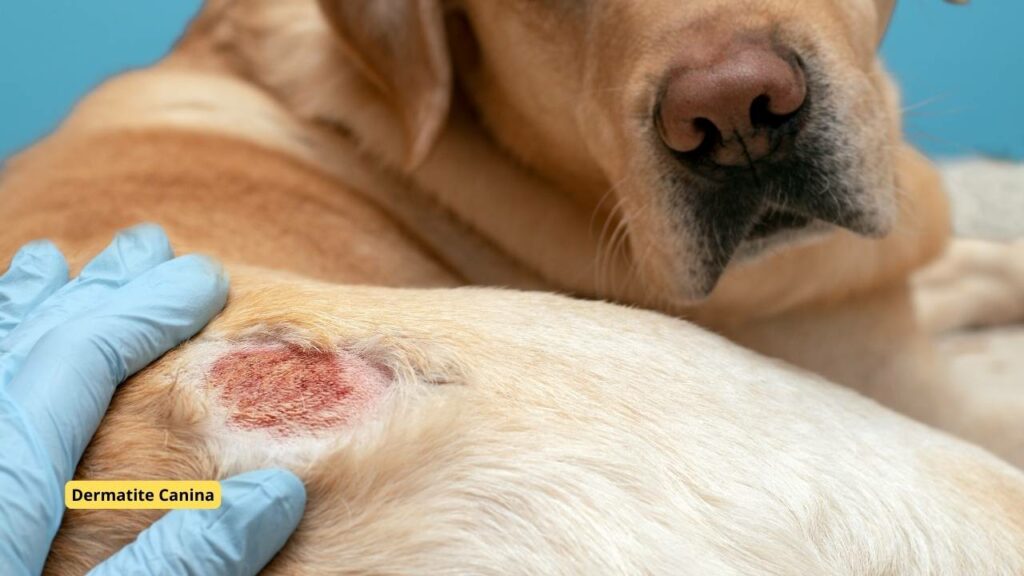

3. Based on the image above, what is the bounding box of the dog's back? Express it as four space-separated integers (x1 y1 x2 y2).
0 65 457 288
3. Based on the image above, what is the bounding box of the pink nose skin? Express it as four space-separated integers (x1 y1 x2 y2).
658 43 807 166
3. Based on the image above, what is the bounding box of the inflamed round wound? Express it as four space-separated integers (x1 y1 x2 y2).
209 343 390 435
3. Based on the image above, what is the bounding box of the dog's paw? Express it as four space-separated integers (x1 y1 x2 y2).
913 238 1024 334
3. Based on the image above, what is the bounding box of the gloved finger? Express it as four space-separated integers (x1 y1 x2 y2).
7 254 228 488
89 469 307 576
0 241 69 339
0 224 174 385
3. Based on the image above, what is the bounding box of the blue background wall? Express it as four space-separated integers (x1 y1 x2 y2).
1 1 1021 162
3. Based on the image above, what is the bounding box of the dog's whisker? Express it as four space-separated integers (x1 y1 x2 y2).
901 93 952 114
620 200 655 299
904 130 973 153
593 178 634 295
903 108 968 119
583 82 638 96
605 207 635 296
590 174 632 242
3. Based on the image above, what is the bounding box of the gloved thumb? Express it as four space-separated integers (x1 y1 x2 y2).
88 469 306 576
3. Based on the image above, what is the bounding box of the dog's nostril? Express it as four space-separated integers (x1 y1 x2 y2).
750 95 788 129
690 117 721 153
657 111 711 154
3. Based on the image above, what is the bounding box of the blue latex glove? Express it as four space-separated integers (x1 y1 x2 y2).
0 225 306 575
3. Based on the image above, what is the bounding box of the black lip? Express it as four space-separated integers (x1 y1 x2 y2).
670 162 874 297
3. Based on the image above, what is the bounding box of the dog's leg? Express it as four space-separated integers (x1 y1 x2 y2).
905 238 1024 466
723 283 1024 468
912 238 1024 334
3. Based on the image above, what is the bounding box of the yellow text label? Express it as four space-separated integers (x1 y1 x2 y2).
65 480 222 510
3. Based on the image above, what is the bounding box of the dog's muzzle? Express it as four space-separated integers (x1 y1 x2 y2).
653 36 886 298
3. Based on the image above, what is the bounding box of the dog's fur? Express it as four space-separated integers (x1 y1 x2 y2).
2 0 1024 573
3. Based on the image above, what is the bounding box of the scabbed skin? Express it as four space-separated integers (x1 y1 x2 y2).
210 343 391 436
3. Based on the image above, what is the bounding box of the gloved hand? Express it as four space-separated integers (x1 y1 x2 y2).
0 225 306 575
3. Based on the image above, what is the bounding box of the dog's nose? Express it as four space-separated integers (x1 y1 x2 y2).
657 43 806 167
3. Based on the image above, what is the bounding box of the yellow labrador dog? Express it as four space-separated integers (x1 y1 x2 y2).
2 0 1024 573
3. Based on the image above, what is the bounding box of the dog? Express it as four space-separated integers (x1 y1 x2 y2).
2 0 1024 572
156 0 1024 459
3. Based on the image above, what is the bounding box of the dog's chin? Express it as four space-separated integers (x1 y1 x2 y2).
657 167 894 304
731 215 834 264
666 217 836 304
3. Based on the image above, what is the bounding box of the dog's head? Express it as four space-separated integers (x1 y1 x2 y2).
316 0 960 303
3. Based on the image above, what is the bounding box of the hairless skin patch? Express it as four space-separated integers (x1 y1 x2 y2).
209 343 390 436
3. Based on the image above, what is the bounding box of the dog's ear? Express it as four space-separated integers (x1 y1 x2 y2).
876 0 968 43
876 0 896 41
318 0 450 168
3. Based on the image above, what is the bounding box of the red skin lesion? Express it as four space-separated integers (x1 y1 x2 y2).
209 344 389 436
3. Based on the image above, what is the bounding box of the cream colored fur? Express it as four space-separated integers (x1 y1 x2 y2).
45 271 1024 574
